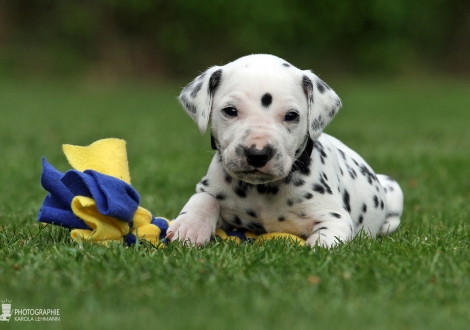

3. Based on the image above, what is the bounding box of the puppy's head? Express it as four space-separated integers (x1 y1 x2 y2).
179 54 341 184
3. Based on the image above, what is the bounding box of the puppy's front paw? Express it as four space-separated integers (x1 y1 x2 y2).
167 192 220 246
167 214 215 246
306 233 341 248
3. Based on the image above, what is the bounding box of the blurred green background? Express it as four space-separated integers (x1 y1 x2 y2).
1 3 470 329
1 0 469 80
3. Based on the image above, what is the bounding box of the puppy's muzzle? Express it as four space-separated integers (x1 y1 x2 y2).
245 145 275 168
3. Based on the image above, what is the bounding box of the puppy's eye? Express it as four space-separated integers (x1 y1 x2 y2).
222 107 238 117
284 111 299 122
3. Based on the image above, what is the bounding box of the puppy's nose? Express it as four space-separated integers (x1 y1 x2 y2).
245 145 274 168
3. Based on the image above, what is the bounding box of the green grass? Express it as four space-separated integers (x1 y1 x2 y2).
1 76 469 329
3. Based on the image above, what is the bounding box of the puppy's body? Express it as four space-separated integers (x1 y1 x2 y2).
167 54 403 247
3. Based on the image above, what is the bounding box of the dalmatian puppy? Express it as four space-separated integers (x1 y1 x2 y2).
167 54 403 248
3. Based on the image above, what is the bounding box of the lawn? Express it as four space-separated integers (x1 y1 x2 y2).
0 76 469 329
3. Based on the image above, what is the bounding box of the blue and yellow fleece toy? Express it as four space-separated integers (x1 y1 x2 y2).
38 138 305 246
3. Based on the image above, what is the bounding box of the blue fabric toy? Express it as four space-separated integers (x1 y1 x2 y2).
38 138 305 246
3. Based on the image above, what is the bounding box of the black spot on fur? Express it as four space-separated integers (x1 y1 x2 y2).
287 199 294 206
216 193 226 201
311 115 325 132
284 174 293 184
278 216 285 221
293 178 305 187
312 174 332 195
224 171 232 184
314 140 324 149
191 82 203 98
233 215 242 226
330 212 342 219
328 108 336 118
359 164 376 185
343 190 351 213
313 184 325 194
257 184 268 194
208 69 222 95
373 195 379 208
234 180 252 198
361 203 367 213
346 164 357 180
256 184 278 195
269 186 279 195
201 179 209 187
304 192 313 199
261 93 273 107
290 137 313 176
234 187 246 198
380 200 384 210
179 211 187 216
180 94 197 114
282 63 291 67
358 215 364 224
313 140 327 164
338 149 346 161
316 79 331 94
246 209 257 218
247 222 266 234
319 176 333 194
302 75 313 92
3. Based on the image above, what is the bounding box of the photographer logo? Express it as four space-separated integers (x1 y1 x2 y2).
0 299 60 323
0 300 12 323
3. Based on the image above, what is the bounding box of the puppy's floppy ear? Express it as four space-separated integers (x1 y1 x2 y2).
179 66 223 134
302 71 342 140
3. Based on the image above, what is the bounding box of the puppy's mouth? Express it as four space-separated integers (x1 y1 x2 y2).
221 146 291 184
245 169 265 175
231 168 278 184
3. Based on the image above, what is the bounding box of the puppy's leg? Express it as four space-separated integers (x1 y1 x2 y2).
377 174 403 234
306 211 354 248
167 192 220 245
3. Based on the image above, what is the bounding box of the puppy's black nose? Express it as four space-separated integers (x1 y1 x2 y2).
245 145 274 168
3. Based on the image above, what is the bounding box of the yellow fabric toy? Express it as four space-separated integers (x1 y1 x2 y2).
63 138 131 184
38 138 306 247
39 138 168 245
